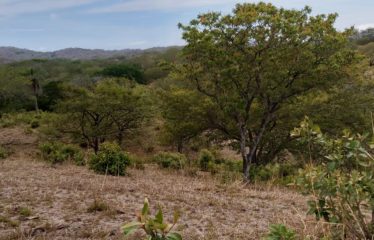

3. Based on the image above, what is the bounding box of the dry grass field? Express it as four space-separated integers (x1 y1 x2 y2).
0 127 325 240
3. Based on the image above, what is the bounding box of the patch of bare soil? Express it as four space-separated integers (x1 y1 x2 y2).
0 127 319 240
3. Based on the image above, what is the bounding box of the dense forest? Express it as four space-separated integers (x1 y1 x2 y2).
1 2 374 240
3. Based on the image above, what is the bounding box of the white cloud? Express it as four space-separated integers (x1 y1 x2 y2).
0 0 102 16
88 0 244 13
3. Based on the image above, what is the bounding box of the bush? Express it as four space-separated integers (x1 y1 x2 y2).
207 158 242 176
153 152 187 170
249 163 298 184
39 142 85 165
129 154 145 170
198 149 215 171
0 146 8 159
89 142 130 176
30 119 40 129
264 224 297 240
122 198 182 240
293 117 374 239
87 199 109 213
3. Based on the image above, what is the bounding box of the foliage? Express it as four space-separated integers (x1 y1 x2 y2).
30 119 40 129
0 111 38 128
0 146 8 159
264 224 297 240
129 154 146 170
89 142 131 176
57 80 148 153
249 163 299 184
100 64 146 84
153 152 187 170
87 199 110 213
39 142 85 165
293 117 374 239
198 149 215 171
38 81 66 111
159 88 210 153
122 198 182 240
179 2 356 180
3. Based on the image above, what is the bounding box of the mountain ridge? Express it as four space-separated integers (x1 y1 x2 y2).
0 46 181 63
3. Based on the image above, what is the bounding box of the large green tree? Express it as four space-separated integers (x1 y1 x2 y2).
159 88 210 153
179 2 356 180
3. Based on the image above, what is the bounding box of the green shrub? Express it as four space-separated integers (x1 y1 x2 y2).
198 149 215 171
264 224 297 240
293 117 374 239
89 142 130 176
129 154 146 170
0 146 8 159
61 145 85 166
39 142 85 165
18 207 32 217
87 199 110 213
153 152 187 170
122 198 182 240
207 158 242 176
0 112 57 129
30 120 40 129
216 168 242 184
248 163 298 184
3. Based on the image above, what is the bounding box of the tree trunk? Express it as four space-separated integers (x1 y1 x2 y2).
243 155 250 181
34 95 39 113
177 141 183 153
372 209 374 232
239 125 251 182
93 138 99 154
117 131 123 147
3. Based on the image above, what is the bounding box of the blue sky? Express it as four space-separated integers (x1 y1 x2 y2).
0 0 373 51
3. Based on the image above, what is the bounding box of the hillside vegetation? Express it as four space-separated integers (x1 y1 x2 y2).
1 2 374 240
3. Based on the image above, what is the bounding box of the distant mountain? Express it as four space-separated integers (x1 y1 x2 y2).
0 46 180 63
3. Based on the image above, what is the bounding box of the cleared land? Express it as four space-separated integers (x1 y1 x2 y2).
0 128 320 240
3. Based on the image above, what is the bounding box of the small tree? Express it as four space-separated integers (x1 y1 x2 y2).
179 2 356 181
26 68 41 113
95 81 149 146
293 117 374 239
57 80 147 153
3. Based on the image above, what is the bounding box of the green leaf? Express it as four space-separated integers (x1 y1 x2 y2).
122 222 142 236
173 210 180 224
155 207 164 224
142 198 150 216
166 232 183 240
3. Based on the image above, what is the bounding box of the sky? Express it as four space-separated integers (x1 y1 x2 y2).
0 0 373 51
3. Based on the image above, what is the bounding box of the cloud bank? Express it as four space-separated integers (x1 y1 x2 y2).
88 0 244 13
0 0 101 16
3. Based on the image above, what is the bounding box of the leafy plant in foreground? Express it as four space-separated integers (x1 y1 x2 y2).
293 117 374 239
122 198 182 240
264 224 297 240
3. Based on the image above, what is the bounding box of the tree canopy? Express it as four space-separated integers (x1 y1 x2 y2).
179 2 356 180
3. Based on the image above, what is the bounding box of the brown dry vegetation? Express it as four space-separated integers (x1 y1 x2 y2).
0 127 326 240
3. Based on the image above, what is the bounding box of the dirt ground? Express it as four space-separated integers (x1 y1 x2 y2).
0 127 321 240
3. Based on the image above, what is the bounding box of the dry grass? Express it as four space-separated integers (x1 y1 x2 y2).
0 127 326 240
